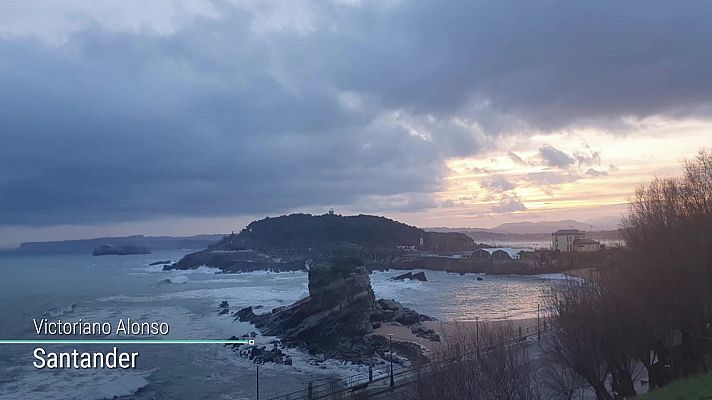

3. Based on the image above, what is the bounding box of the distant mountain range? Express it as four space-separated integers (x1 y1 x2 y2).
430 218 620 235
427 219 623 245
492 220 605 234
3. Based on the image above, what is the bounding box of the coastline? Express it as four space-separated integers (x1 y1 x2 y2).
371 317 539 355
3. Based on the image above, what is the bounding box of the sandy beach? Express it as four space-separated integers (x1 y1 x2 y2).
371 317 540 354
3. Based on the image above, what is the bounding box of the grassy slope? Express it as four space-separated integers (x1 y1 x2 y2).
638 374 712 399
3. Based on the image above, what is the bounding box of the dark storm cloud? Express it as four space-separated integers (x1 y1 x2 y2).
0 23 464 225
292 0 712 129
539 145 576 169
537 144 602 170
1 0 712 225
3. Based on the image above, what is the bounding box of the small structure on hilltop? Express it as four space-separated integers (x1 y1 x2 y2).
552 229 601 252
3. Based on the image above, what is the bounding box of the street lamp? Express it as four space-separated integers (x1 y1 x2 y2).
388 333 394 388
537 303 541 342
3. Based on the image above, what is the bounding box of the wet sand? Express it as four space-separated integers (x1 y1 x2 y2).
370 317 540 354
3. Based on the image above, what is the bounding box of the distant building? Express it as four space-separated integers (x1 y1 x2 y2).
396 245 418 251
552 229 585 252
552 229 584 251
469 247 523 260
573 238 603 252
552 229 601 252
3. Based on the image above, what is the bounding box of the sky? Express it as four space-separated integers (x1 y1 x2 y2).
1 0 712 247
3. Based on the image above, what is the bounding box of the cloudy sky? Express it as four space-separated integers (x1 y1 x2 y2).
2 0 712 247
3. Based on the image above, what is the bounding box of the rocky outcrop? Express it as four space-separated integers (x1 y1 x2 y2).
411 325 441 342
226 335 293 365
371 299 433 325
390 271 427 281
234 257 432 364
236 258 376 362
164 248 306 273
92 244 151 256
149 260 171 265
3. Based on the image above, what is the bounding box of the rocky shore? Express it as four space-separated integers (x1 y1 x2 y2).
163 248 306 272
231 257 435 365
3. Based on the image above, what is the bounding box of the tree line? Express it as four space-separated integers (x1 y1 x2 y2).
545 150 712 399
399 150 712 400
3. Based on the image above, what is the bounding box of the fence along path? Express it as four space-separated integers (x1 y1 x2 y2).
266 322 547 400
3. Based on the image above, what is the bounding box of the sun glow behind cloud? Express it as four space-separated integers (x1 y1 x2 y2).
425 119 712 228
3 1 712 246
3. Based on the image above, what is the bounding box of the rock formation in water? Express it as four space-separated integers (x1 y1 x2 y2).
234 257 433 364
390 271 428 281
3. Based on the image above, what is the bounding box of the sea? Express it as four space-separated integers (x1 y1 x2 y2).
0 250 566 400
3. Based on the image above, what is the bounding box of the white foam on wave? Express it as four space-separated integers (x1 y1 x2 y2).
145 264 166 272
210 332 370 398
199 278 251 284
42 303 77 318
165 275 189 284
173 266 222 275
95 294 132 302
96 280 309 312
535 273 584 282
369 270 429 302
0 367 155 400
155 286 309 309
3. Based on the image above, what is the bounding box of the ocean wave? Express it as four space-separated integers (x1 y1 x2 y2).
144 264 166 273
369 270 429 302
95 294 133 302
95 284 309 311
0 368 155 400
159 275 189 284
173 266 222 275
42 303 77 318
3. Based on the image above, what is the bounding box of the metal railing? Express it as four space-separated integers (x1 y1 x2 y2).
266 322 549 400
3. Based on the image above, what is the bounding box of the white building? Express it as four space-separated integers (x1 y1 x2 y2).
552 229 585 252
552 229 602 252
573 238 602 252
